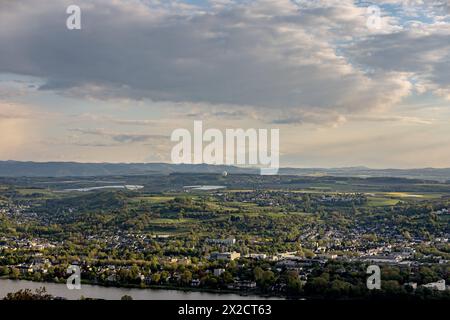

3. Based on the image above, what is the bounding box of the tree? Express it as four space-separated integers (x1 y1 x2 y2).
181 270 192 285
286 271 303 295
253 267 264 282
261 270 275 288
302 194 311 212
10 267 20 279
151 273 161 284
305 277 328 294
161 271 169 283
33 272 43 282
0 266 9 276
382 280 403 295
4 287 53 300
222 271 234 284
329 279 352 297
130 265 140 280
303 249 315 259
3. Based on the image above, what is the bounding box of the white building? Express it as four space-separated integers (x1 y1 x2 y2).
214 268 225 277
246 253 267 260
422 279 446 291
207 238 236 246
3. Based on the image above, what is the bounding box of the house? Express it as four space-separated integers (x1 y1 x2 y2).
404 282 417 290
316 254 338 260
245 253 267 260
206 238 236 246
214 268 225 277
107 274 118 282
361 253 403 264
238 281 257 289
210 252 240 261
276 260 300 268
315 246 327 254
191 279 201 287
17 263 34 274
422 279 446 291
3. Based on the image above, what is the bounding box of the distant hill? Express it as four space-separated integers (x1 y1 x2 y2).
1 161 450 181
0 161 256 177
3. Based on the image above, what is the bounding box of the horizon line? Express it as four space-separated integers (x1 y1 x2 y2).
1 160 450 171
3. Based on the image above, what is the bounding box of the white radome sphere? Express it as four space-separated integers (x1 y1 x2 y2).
222 171 228 177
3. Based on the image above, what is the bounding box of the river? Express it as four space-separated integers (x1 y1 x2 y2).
0 279 282 300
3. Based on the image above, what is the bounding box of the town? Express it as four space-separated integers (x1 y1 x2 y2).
0 173 449 299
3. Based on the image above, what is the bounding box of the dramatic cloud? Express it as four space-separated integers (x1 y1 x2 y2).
345 23 450 99
0 0 435 123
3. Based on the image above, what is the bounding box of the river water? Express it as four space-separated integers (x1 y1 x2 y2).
0 279 281 300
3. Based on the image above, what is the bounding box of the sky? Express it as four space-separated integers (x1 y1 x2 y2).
0 0 449 168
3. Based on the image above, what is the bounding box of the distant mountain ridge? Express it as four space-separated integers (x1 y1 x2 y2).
0 161 256 177
1 161 450 182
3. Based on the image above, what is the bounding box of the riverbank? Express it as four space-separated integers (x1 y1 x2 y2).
0 278 284 300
